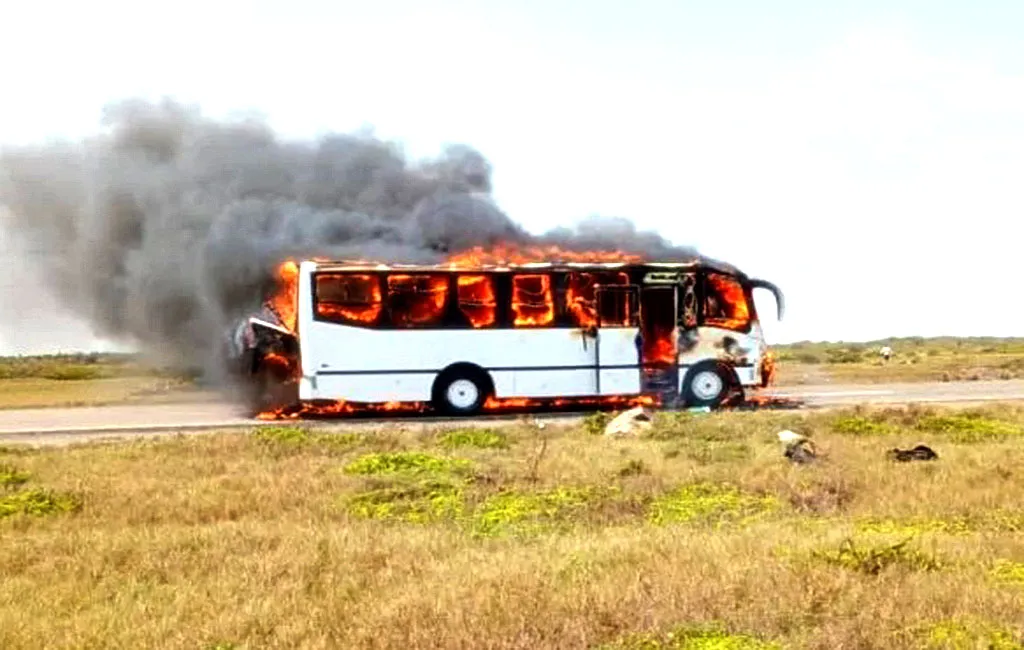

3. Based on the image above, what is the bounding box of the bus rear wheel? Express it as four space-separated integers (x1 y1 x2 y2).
432 366 491 416
681 361 735 409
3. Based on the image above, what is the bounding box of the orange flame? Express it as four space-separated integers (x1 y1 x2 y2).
256 393 658 421
761 350 777 387
315 273 383 325
644 332 677 366
511 274 554 327
387 274 448 327
457 274 497 328
269 261 300 332
446 244 642 267
565 271 631 328
705 272 750 331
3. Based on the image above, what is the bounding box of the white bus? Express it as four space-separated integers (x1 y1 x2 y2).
237 255 784 416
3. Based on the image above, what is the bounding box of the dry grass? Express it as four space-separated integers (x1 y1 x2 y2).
3 404 1024 648
774 337 1024 385
0 377 216 410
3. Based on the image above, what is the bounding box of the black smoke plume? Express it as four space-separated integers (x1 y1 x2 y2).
0 97 697 376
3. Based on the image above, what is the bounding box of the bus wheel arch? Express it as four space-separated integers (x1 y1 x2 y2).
431 363 494 416
681 360 739 409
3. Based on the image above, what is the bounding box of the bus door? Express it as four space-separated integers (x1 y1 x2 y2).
593 284 641 395
638 284 680 396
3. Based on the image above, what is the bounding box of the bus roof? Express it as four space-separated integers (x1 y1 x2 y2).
305 256 743 277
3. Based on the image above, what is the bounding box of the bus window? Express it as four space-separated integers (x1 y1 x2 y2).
511 273 554 327
704 272 750 330
314 273 383 326
567 272 631 327
456 274 497 328
387 274 449 328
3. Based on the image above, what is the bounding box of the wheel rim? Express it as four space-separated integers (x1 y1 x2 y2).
446 379 480 410
691 370 724 401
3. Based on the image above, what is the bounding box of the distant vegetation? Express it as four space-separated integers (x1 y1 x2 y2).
773 337 1024 384
0 353 196 382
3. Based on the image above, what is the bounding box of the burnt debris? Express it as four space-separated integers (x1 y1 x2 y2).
887 445 939 462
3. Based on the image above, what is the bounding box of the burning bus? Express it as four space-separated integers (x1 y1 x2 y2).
228 246 784 418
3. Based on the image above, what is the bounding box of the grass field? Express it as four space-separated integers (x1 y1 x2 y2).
2 404 1024 648
0 353 209 409
773 337 1024 386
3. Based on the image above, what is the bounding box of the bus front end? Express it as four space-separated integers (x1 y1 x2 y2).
674 268 785 408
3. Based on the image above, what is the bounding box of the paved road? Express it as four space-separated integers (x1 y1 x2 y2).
2 379 1024 445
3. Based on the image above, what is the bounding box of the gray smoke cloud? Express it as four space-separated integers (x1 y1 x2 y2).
0 97 697 375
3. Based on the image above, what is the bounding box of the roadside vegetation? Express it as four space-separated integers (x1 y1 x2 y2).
773 336 1024 385
0 353 207 409
2 403 1024 648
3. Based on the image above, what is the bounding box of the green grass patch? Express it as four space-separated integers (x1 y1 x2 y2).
811 537 942 575
647 483 779 527
990 560 1024 587
685 442 752 465
829 415 894 436
254 426 364 453
343 451 472 476
596 623 782 649
920 617 1024 649
583 411 614 436
436 428 509 450
342 476 468 523
0 465 31 488
0 488 81 518
913 412 1024 442
855 516 973 537
471 486 595 537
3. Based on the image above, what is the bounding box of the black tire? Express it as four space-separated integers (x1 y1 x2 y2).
681 361 736 409
432 366 492 416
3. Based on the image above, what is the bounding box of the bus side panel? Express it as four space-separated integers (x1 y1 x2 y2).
499 329 598 398
598 327 642 395
298 321 598 402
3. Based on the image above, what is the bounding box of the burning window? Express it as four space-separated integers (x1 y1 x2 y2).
314 273 383 326
704 272 750 331
511 273 554 327
456 274 497 328
386 274 449 328
566 272 632 328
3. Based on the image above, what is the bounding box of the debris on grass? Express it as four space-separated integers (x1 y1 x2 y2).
604 406 654 437
887 444 938 462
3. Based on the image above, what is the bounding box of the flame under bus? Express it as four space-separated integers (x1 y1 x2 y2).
253 256 783 416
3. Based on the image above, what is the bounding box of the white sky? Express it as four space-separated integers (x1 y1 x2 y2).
2 0 1023 350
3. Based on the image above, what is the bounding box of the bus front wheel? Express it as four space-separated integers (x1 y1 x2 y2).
681 361 735 409
432 366 492 416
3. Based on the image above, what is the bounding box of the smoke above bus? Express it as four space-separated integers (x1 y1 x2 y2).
0 97 700 382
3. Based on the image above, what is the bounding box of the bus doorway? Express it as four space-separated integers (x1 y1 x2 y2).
639 285 679 403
